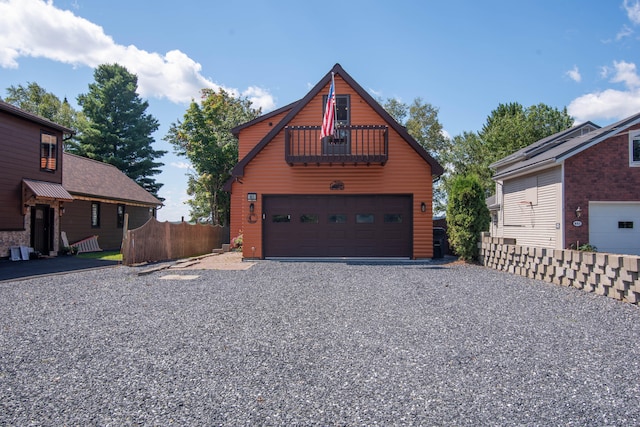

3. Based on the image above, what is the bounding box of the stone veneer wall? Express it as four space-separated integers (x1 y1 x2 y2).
0 214 30 258
480 233 640 305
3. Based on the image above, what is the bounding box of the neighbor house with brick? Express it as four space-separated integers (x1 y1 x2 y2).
0 100 74 258
225 64 444 259
488 111 640 255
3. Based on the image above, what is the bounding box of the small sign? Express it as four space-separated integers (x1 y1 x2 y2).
330 180 344 190
247 193 257 201
572 220 583 227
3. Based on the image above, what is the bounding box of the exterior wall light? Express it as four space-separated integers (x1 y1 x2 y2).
421 202 427 213
575 206 582 218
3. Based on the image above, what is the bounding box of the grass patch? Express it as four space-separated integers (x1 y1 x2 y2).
76 251 122 261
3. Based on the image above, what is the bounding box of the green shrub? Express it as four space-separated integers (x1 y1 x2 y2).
446 174 490 261
578 243 597 252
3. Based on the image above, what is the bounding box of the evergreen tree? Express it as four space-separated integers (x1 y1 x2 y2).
75 64 166 197
446 174 490 261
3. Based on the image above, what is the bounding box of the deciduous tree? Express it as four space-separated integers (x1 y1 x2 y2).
165 89 260 225
4 82 79 149
382 97 451 214
446 102 573 195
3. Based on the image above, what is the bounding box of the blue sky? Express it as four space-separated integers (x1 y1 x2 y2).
1 0 640 221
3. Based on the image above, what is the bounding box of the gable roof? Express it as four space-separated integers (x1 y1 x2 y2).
491 112 640 180
490 121 600 170
0 100 74 134
63 153 161 206
230 100 297 137
227 63 444 181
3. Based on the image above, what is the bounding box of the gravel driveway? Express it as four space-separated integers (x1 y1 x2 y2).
1 259 639 426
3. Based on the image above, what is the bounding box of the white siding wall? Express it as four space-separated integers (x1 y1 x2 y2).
498 167 562 249
490 181 504 237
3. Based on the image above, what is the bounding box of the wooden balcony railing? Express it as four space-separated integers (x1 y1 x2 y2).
285 125 388 165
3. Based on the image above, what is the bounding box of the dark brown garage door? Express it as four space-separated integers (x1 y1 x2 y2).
263 195 412 257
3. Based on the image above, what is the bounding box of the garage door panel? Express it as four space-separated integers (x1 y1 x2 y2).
263 195 412 257
355 230 375 239
328 230 347 239
589 202 640 256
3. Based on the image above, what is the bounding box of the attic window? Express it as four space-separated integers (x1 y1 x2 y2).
40 132 57 171
322 94 351 154
630 130 640 167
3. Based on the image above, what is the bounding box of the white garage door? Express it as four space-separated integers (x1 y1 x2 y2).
589 202 640 255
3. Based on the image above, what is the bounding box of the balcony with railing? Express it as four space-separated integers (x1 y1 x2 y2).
285 125 388 165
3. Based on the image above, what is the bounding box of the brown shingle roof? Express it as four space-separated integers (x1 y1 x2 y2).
62 153 161 206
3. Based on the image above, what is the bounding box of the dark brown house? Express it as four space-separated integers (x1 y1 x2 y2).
0 100 73 257
61 153 162 251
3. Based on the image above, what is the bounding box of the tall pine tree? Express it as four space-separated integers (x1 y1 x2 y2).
74 64 166 197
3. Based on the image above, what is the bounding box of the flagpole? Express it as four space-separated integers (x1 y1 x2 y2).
331 72 336 137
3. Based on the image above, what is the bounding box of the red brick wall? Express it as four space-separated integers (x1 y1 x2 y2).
564 124 640 248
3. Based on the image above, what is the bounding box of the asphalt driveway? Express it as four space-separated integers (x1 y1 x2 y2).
1 259 639 425
0 255 120 282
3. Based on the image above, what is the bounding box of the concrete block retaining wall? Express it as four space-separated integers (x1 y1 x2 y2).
480 233 640 305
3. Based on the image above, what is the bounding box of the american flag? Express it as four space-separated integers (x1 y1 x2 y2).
320 73 336 140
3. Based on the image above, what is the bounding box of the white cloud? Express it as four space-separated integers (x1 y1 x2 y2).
568 60 640 122
171 161 192 170
624 0 640 24
0 0 275 109
568 88 640 122
566 65 581 83
610 60 640 88
242 86 276 111
369 87 383 98
616 24 634 40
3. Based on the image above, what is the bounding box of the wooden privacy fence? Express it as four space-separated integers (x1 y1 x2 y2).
121 217 229 265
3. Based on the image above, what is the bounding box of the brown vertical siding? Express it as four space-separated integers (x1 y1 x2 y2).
62 200 153 250
0 111 64 230
231 76 434 259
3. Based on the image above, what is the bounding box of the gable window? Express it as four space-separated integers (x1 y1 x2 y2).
117 204 125 228
91 202 101 228
630 130 640 166
322 94 350 154
40 132 57 171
